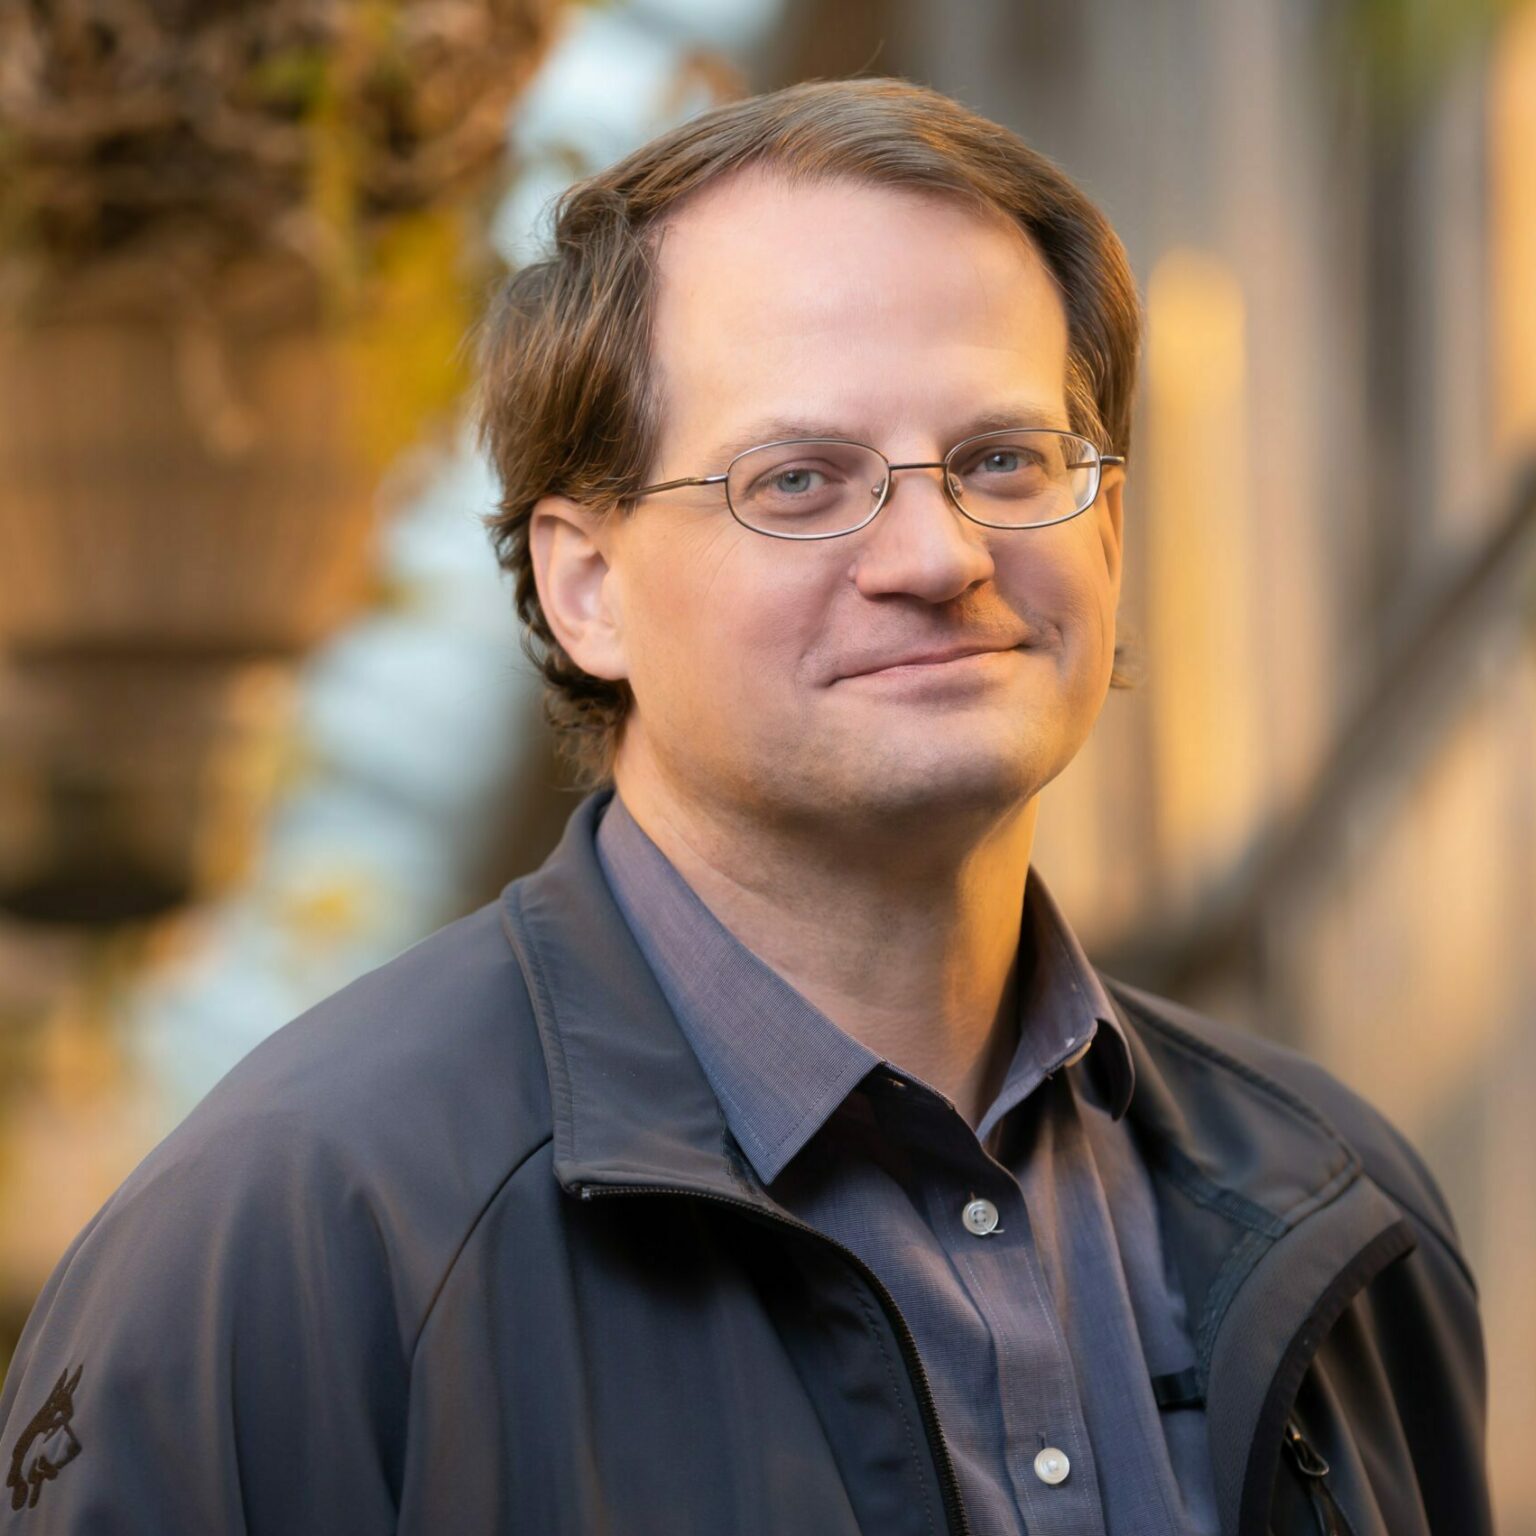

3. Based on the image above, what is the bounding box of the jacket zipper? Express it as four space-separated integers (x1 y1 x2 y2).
1281 1418 1354 1536
576 1180 972 1536
1236 1219 1414 1536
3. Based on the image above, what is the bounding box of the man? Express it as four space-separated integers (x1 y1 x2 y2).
0 78 1490 1536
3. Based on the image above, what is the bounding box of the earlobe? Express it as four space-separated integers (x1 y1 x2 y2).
528 494 630 682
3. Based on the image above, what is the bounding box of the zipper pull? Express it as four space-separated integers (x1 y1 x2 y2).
1282 1417 1330 1477
1283 1417 1350 1536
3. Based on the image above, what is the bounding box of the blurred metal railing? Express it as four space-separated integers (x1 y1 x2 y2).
1103 454 1536 1010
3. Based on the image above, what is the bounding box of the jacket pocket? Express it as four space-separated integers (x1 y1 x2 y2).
1273 1416 1359 1536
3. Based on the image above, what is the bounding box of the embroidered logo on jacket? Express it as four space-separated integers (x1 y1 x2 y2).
7 1365 83 1511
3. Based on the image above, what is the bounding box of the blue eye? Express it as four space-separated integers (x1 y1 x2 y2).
952 441 1053 503
770 467 825 495
977 450 1038 474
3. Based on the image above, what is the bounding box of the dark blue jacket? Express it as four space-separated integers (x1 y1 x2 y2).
0 790 1491 1534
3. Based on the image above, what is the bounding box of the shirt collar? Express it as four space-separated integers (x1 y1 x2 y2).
595 790 1134 1186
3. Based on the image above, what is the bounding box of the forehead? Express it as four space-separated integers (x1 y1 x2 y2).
647 169 1072 452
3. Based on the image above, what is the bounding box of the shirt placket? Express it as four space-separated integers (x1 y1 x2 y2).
902 1090 1109 1536
1018 1074 1198 1534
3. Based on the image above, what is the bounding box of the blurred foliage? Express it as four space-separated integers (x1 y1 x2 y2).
0 0 564 481
340 203 478 466
1331 0 1536 119
0 0 559 315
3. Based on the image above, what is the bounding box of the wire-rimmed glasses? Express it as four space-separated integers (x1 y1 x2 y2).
629 427 1125 541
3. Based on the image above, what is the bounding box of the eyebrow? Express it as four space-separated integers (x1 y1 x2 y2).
703 403 1073 467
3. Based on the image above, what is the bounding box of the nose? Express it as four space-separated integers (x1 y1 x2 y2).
849 462 996 603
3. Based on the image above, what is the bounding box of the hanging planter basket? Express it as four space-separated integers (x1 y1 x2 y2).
0 277 383 661
0 654 294 924
0 0 560 923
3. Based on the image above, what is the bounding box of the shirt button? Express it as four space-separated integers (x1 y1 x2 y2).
961 1197 999 1236
1033 1446 1071 1485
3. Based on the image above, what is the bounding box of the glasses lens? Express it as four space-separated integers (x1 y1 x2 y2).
946 430 1099 526
727 440 886 537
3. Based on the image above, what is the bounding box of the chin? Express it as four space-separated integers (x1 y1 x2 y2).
798 732 1048 825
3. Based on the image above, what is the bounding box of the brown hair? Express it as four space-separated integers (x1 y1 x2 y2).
476 77 1144 790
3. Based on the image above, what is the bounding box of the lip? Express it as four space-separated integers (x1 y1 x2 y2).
839 644 1018 680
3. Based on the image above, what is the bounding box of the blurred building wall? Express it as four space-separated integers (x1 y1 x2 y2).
761 0 1536 1525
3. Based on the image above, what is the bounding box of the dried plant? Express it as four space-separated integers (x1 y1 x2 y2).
0 0 559 308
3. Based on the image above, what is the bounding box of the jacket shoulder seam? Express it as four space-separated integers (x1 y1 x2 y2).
1421 1212 1479 1295
1106 980 1355 1158
1376 1179 1479 1297
408 1131 555 1361
1106 977 1479 1295
1141 995 1475 1288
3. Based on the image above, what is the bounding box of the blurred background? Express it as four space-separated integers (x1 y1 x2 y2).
1 0 1532 1526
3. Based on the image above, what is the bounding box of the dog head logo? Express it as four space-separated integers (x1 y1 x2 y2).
7 1365 83 1511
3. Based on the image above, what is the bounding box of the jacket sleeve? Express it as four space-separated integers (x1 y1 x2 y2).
0 1104 408 1533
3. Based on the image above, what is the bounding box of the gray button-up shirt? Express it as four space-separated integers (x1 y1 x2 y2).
595 791 1220 1535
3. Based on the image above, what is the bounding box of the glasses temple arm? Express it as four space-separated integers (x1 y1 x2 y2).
633 473 729 498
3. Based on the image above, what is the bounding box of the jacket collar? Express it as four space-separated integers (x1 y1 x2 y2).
502 788 771 1204
500 788 1417 1536
503 786 1386 1220
592 784 1133 1186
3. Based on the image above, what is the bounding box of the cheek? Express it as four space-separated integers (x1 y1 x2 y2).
999 521 1116 647
625 530 824 716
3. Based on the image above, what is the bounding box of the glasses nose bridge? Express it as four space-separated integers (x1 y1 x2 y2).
879 455 966 519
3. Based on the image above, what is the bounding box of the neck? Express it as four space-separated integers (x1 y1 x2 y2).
610 759 1038 1132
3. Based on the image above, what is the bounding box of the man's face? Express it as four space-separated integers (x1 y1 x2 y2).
542 170 1124 834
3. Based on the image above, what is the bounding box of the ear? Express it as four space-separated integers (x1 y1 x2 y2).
528 494 630 682
1095 464 1125 603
